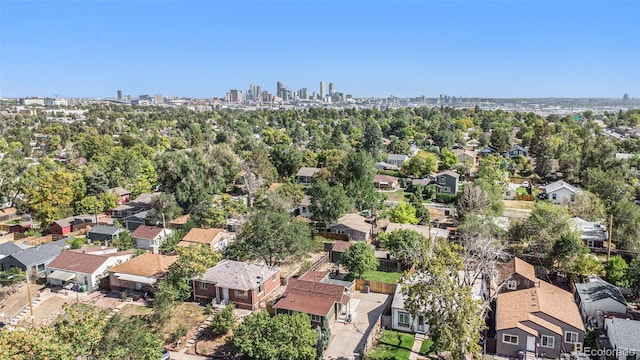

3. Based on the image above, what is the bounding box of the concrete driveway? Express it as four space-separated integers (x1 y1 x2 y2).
324 291 392 360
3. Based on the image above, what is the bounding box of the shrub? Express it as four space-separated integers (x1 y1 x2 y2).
210 304 236 336
435 193 458 204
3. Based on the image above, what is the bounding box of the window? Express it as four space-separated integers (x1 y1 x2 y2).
439 177 445 184
586 240 594 248
398 312 411 326
311 314 322 322
258 284 264 294
503 334 519 345
507 280 517 290
565 331 579 343
552 193 557 200
541 335 554 348
199 282 207 290
571 194 576 202
37 263 45 272
135 282 142 290
272 274 277 282
443 187 451 193
234 290 248 298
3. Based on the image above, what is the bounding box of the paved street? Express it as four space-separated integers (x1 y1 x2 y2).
168 351 210 360
324 291 391 360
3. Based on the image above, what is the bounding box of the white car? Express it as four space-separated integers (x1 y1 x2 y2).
520 181 530 187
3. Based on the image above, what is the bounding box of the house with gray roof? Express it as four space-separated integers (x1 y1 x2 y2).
386 154 409 168
571 217 608 248
575 276 627 328
374 161 400 171
2 239 69 278
543 180 581 204
124 211 148 231
328 213 373 241
604 317 640 360
295 167 321 185
192 260 280 310
0 242 25 271
433 170 460 195
87 226 125 244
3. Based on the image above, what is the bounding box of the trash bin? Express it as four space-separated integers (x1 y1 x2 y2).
81 284 87 292
364 285 370 293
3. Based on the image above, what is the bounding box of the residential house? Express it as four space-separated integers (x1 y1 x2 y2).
124 211 148 232
46 249 133 292
374 161 399 171
295 167 321 185
178 227 233 252
273 278 351 327
192 259 280 310
542 180 580 204
433 170 460 195
493 257 540 296
298 195 313 218
0 207 18 222
2 239 69 278
570 217 608 249
477 147 495 157
108 253 177 294
330 241 353 264
169 214 191 229
328 213 372 242
111 193 159 219
130 225 173 253
453 149 477 166
385 222 450 240
466 139 480 151
386 154 409 168
373 175 399 190
575 276 627 328
506 144 528 159
50 214 101 235
87 225 124 244
391 284 429 334
0 242 25 271
504 183 519 200
107 187 131 205
604 318 640 360
495 281 585 359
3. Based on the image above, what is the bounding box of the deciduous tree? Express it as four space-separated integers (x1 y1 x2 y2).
341 242 379 279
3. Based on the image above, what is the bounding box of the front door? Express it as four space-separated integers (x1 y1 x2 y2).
526 335 535 352
222 288 229 301
417 315 426 333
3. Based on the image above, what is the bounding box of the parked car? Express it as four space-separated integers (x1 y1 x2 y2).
520 181 530 187
160 349 170 360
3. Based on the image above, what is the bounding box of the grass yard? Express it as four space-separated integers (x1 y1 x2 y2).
118 304 153 318
362 270 402 284
368 330 415 360
386 189 409 202
516 187 529 195
420 339 434 355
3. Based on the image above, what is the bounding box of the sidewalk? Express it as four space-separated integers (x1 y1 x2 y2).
409 333 426 360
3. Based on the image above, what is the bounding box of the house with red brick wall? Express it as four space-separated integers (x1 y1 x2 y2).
192 260 280 310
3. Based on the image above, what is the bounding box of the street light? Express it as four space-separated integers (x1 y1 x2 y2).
7 273 35 328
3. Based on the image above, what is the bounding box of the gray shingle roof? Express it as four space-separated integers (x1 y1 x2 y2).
195 260 279 291
576 276 626 306
0 242 23 256
9 239 69 266
607 318 640 351
88 225 123 236
295 167 321 177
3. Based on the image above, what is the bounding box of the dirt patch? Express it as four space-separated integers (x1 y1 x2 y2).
161 302 207 347
503 200 535 210
118 303 152 318
193 325 239 358
28 295 74 326
0 282 43 319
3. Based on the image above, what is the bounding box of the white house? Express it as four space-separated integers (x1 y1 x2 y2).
575 276 627 328
503 183 518 200
298 195 313 218
543 180 581 204
604 317 640 360
130 225 173 254
391 284 429 334
46 248 133 292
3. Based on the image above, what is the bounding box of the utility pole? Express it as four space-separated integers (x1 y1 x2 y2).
607 214 613 261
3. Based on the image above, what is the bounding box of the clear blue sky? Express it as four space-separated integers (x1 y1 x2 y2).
1 0 639 98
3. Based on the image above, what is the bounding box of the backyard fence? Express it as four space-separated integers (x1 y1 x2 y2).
355 279 397 295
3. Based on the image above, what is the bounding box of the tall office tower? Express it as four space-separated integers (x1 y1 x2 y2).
256 85 261 100
228 89 243 103
117 90 122 100
153 94 163 104
319 81 326 100
329 82 335 95
299 88 308 100
277 82 283 97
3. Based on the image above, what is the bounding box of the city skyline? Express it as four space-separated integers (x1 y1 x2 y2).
1 0 639 99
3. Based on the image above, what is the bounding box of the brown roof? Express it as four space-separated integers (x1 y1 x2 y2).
169 214 191 226
331 213 371 234
131 225 165 240
373 175 399 183
108 187 131 196
496 281 585 335
497 257 538 285
331 241 353 253
108 254 177 278
0 207 17 217
47 250 132 274
299 271 329 283
181 228 225 245
273 278 349 317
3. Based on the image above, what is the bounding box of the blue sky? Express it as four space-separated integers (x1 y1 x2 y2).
1 0 639 98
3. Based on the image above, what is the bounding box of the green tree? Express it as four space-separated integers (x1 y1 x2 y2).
379 229 429 267
612 201 640 252
402 151 438 178
341 242 379 280
363 120 383 158
388 201 420 225
408 193 430 225
23 166 74 227
476 155 508 193
97 314 164 360
210 303 236 336
235 209 314 266
489 127 511 153
111 231 135 251
524 201 573 255
74 195 103 215
165 243 222 300
605 256 628 287
309 180 352 226
229 311 317 360
146 193 183 227
569 191 606 222
627 257 640 298
439 148 459 170
270 144 303 179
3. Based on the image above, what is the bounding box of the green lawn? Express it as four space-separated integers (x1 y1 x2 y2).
386 189 408 202
419 339 434 355
516 187 529 195
368 330 415 360
362 270 402 284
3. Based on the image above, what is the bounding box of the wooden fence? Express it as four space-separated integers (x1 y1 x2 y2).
355 278 397 295
515 193 534 201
